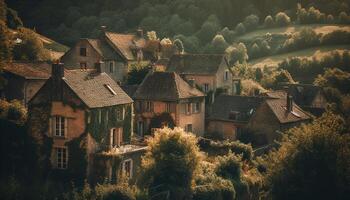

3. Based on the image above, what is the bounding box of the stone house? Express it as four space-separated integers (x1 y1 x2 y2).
247 96 312 145
0 61 51 106
166 54 240 95
60 29 148 83
133 71 206 136
27 63 146 183
263 83 327 116
207 95 264 140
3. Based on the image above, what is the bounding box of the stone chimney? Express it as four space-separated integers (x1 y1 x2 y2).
51 63 64 100
287 95 293 112
136 28 144 38
95 61 104 73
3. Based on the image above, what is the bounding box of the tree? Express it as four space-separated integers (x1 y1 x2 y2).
226 43 248 65
255 68 263 82
12 28 50 61
250 43 260 59
263 15 274 28
139 127 203 199
146 31 158 41
275 12 291 27
0 0 6 22
243 14 259 31
126 66 149 85
207 34 228 53
235 23 246 35
0 20 11 61
173 38 184 54
264 112 350 199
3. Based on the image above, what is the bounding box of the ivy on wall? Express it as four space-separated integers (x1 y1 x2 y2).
86 104 132 149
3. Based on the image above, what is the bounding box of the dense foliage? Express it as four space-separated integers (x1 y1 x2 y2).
6 0 350 53
263 112 350 199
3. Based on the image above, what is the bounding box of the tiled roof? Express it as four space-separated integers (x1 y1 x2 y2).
167 54 224 75
265 98 311 124
263 90 287 99
121 84 139 97
86 39 119 60
3 61 51 79
104 32 145 61
63 70 133 108
209 95 264 122
133 71 205 101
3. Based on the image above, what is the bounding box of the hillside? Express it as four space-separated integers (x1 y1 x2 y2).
249 45 350 68
236 24 350 41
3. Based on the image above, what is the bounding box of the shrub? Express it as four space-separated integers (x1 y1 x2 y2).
275 12 291 27
263 15 274 28
250 43 260 59
95 184 136 200
235 23 246 35
326 14 335 23
264 112 349 199
243 14 259 31
339 11 349 24
282 28 320 52
321 30 350 45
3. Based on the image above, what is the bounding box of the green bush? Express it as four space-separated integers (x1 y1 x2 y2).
263 15 274 28
243 14 259 31
275 12 291 27
235 23 246 35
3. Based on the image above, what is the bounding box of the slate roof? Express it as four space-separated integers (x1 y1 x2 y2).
86 39 119 60
265 98 311 124
104 32 146 61
167 54 224 75
63 70 133 108
3 61 51 79
133 71 205 101
209 95 264 122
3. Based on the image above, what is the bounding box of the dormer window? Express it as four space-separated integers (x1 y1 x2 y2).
80 47 87 56
228 111 239 120
105 84 116 95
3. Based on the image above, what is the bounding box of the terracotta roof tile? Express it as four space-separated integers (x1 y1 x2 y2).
63 70 133 108
3 61 51 79
167 54 224 75
265 98 311 124
133 71 205 101
104 32 145 60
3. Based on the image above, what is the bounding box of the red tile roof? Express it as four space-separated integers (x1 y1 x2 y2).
3 61 51 79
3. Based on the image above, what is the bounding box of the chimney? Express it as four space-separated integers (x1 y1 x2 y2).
188 79 195 88
51 63 64 101
95 61 104 73
52 63 64 80
287 95 293 112
137 28 144 38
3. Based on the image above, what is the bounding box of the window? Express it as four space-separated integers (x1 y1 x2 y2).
186 103 191 115
109 62 114 73
53 116 66 137
166 103 171 113
105 84 116 95
192 102 200 113
110 128 123 148
203 84 209 93
145 101 153 112
121 159 133 178
55 147 68 169
116 107 125 121
80 47 87 56
135 101 142 112
137 121 144 136
185 124 193 132
224 70 229 81
80 62 87 69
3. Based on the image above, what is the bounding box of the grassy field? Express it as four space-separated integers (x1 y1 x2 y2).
248 45 350 69
236 24 350 41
